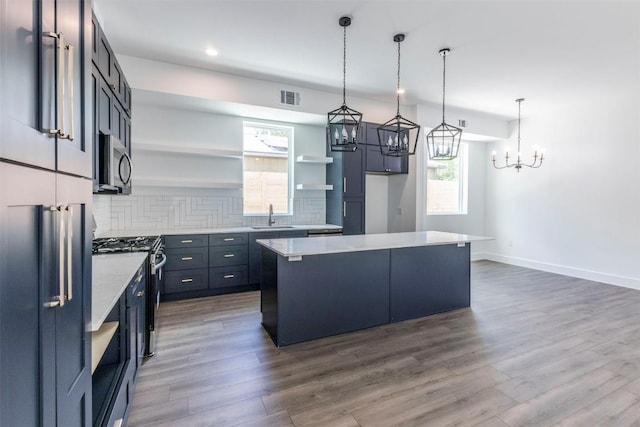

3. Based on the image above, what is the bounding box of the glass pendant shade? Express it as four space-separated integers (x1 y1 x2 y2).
427 48 462 160
377 33 419 157
328 16 363 152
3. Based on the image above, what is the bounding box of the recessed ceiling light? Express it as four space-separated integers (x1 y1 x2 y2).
205 47 218 56
397 88 406 94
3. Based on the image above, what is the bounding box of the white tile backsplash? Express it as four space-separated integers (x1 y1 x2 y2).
93 193 326 233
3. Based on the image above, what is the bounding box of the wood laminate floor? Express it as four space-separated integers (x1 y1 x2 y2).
128 261 640 426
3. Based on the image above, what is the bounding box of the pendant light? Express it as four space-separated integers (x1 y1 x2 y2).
328 16 362 152
377 33 419 157
492 98 544 172
426 48 462 160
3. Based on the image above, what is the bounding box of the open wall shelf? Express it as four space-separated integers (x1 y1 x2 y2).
296 155 333 164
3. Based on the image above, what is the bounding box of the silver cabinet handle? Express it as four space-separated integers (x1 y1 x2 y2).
181 278 193 283
136 291 145 297
223 274 235 279
66 205 73 301
45 32 64 137
343 201 346 218
57 205 66 307
223 254 234 258
181 240 193 243
223 238 234 241
343 177 346 193
181 257 193 261
65 43 74 141
44 207 61 308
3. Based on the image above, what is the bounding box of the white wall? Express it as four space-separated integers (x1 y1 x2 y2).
484 92 640 289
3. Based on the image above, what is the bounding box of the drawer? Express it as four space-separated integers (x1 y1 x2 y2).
164 269 208 293
209 245 248 267
165 247 208 271
209 266 248 289
164 234 208 249
209 233 248 246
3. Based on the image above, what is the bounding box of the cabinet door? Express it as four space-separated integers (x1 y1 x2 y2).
55 0 92 178
249 232 278 285
343 146 365 198
98 76 114 134
0 164 57 427
54 173 92 427
0 0 56 170
343 198 365 235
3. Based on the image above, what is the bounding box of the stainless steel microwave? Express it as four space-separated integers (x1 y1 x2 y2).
97 134 132 194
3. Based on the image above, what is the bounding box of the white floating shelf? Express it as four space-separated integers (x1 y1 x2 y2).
91 321 119 374
134 142 243 159
296 184 333 191
296 155 333 164
134 176 243 189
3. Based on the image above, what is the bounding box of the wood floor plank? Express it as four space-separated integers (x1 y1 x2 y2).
553 388 640 426
497 367 630 426
126 261 640 427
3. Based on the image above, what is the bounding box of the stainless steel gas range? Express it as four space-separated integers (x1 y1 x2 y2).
92 236 166 356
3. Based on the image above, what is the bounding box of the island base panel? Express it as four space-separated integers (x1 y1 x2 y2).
390 244 470 322
262 249 390 346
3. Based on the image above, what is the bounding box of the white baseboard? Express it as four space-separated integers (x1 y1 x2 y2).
472 252 640 291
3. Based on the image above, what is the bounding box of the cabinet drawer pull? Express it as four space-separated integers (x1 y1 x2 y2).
181 278 193 283
223 254 235 258
223 274 235 279
223 238 234 241
181 256 193 261
181 239 193 243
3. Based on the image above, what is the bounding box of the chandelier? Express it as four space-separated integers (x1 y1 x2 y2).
492 98 544 172
426 48 462 160
327 16 362 152
377 33 419 157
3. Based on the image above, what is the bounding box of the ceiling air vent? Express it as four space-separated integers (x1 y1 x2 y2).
280 90 301 107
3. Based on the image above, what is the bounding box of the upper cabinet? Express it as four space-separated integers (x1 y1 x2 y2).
364 122 409 175
92 12 134 194
0 0 92 178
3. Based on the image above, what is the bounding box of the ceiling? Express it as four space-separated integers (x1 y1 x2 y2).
95 1 640 119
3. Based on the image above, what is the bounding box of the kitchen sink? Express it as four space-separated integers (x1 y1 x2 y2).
251 225 295 229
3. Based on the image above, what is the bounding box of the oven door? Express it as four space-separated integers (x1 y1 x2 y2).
147 252 166 356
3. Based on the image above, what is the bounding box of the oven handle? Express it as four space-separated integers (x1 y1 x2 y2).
152 254 167 275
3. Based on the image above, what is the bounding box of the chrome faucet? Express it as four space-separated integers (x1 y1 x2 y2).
268 204 275 226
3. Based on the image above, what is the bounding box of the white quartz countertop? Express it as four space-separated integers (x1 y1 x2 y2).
257 230 492 258
96 224 342 238
91 253 147 331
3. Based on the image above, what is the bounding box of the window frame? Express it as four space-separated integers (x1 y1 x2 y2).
242 121 294 216
426 142 469 216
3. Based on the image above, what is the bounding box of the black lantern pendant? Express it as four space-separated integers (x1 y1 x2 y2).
427 48 462 160
377 33 419 157
328 16 363 152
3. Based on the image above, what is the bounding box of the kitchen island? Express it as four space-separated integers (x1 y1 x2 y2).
257 231 490 346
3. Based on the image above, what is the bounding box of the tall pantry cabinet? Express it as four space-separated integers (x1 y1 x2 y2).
0 1 93 426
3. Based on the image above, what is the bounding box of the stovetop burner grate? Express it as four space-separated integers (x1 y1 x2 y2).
92 236 160 255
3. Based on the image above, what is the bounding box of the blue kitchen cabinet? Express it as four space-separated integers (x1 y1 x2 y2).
0 0 93 425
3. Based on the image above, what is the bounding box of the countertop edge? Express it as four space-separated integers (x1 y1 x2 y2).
96 224 342 239
91 253 147 332
256 231 493 258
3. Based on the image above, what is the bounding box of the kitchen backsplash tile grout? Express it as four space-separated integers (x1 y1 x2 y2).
93 193 326 235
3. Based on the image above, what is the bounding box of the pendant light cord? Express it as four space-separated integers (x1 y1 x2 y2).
342 24 347 105
396 39 401 116
442 53 446 123
517 99 522 154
